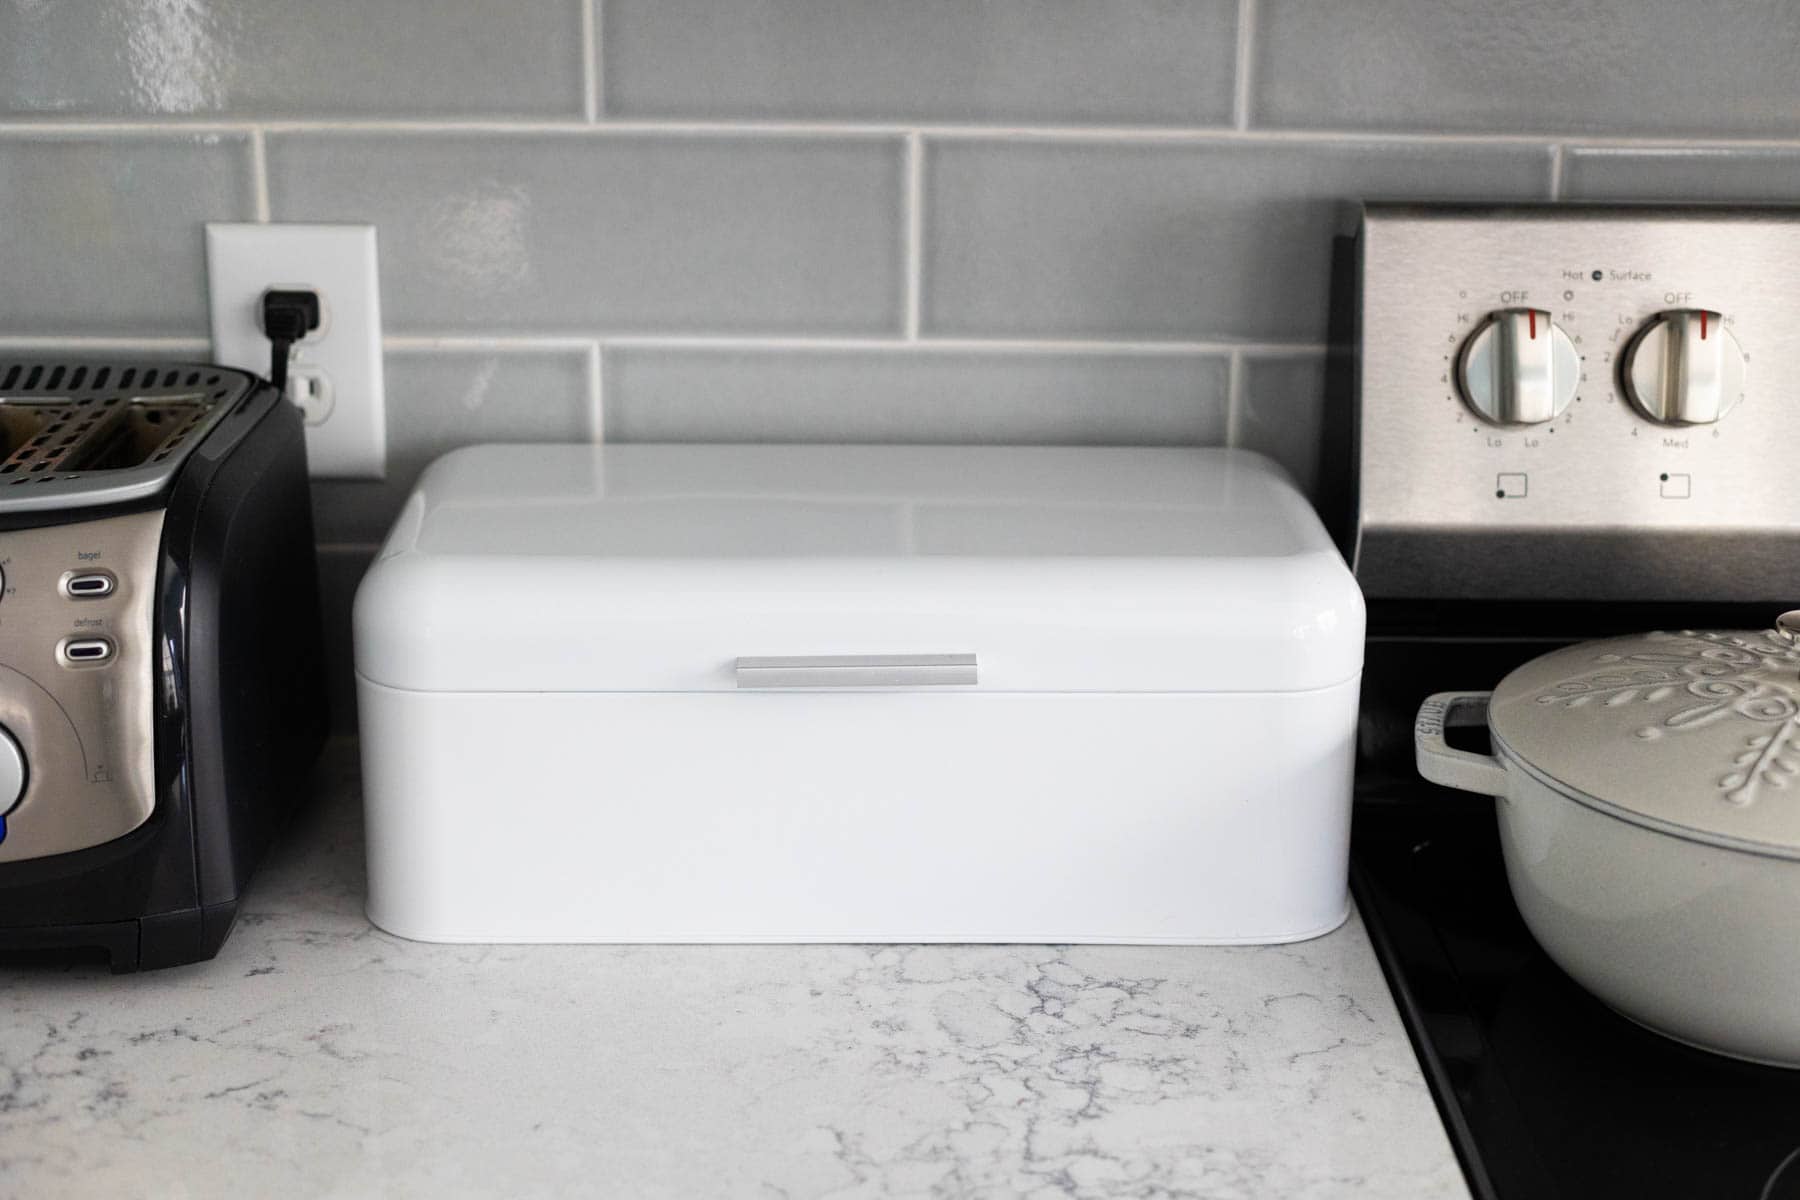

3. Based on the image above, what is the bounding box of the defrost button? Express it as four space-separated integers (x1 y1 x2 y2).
58 637 115 666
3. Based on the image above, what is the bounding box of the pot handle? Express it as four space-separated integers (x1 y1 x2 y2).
1415 692 1510 797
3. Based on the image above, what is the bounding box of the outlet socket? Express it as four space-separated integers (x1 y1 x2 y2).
288 366 334 425
205 223 385 479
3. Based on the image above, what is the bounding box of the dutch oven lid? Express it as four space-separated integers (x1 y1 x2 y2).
1488 613 1800 855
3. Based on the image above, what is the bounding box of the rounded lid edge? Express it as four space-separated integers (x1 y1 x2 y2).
1492 728 1800 862
1488 624 1800 855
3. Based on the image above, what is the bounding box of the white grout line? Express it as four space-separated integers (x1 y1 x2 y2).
1224 349 1246 445
0 122 255 137
383 335 601 352
904 133 924 341
4 116 1798 152
249 128 271 221
1235 343 1330 358
0 336 210 352
1232 0 1256 132
1548 143 1566 199
592 335 1329 355
0 116 1785 152
588 341 606 443
2 333 1328 359
582 0 600 123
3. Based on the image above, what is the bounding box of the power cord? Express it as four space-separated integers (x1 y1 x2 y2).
261 289 321 396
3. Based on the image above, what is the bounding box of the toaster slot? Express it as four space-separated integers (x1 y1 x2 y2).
0 404 46 462
64 399 210 473
0 359 251 509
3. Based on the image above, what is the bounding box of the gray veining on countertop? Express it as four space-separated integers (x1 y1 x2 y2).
0 740 1467 1199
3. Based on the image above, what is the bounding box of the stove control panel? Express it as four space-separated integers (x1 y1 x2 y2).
1354 204 1800 602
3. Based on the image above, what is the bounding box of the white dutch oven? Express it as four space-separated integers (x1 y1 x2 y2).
1416 612 1800 1068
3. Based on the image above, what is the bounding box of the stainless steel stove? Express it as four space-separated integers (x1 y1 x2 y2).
1334 204 1800 1199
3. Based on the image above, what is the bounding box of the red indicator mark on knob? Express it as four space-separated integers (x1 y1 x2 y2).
1528 310 1538 339
1699 311 1710 339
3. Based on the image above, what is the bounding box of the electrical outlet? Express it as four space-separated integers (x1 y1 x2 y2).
205 223 385 479
287 366 334 425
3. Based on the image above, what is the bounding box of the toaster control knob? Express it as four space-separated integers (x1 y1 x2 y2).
1456 308 1579 425
1622 309 1746 425
0 725 23 815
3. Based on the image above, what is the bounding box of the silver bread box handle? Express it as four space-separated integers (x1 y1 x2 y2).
735 653 978 689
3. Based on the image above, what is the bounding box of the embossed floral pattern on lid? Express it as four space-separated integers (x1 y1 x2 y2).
1487 617 1800 854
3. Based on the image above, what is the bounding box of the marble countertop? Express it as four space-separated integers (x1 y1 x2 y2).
1 740 1468 1199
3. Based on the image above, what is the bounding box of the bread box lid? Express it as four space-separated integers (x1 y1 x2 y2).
353 444 1363 694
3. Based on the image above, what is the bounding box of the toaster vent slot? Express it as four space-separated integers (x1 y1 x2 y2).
0 360 227 399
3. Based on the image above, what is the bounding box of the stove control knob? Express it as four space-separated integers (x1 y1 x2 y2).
0 724 24 816
1456 308 1579 425
1623 309 1746 425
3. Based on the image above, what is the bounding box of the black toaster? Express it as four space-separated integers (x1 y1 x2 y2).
0 358 325 970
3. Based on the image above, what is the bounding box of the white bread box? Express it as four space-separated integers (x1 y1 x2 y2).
354 444 1364 944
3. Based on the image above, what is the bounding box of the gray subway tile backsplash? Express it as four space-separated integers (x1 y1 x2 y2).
266 133 906 336
923 139 1552 341
310 347 596 545
0 134 254 336
1562 148 1800 202
1254 0 1800 136
0 0 586 119
1238 353 1330 500
9 0 1792 639
604 348 1227 445
602 0 1237 126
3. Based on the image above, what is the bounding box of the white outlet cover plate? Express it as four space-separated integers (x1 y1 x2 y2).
205 223 385 479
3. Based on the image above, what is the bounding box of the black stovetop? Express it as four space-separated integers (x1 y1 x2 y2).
1353 628 1800 1200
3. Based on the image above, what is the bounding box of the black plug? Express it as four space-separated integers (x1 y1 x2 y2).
261 289 321 396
